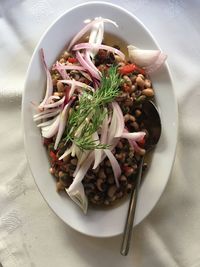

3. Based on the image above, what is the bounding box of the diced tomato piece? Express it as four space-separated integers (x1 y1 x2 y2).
138 137 146 146
49 150 58 162
119 64 145 75
122 83 131 92
68 57 77 63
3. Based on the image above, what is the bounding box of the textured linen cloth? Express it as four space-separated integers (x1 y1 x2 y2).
1 0 200 266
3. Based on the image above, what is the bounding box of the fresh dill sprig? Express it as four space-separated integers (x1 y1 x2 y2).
64 66 121 150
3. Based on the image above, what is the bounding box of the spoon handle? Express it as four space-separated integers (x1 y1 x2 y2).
120 156 144 256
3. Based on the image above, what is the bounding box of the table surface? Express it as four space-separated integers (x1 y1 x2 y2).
1 1 200 267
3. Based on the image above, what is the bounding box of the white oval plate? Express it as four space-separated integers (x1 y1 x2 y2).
22 2 178 237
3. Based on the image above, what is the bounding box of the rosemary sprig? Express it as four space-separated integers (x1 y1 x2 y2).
64 66 121 150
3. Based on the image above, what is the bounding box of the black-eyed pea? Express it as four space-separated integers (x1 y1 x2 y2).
107 185 117 198
136 95 146 103
56 180 65 192
104 200 110 205
58 171 64 178
129 115 136 122
118 62 125 67
131 121 139 131
57 81 65 92
70 158 78 165
119 175 127 185
59 58 65 64
123 75 132 85
63 51 70 60
116 140 123 149
114 54 123 62
53 92 63 97
142 88 154 97
131 85 136 92
137 148 146 156
110 195 117 202
96 179 105 192
52 79 58 86
98 168 106 179
63 154 70 163
144 79 152 88
138 74 144 79
125 167 134 177
135 109 142 117
124 114 130 122
126 183 133 194
130 75 137 83
108 175 115 185
94 195 100 201
117 191 123 199
49 167 55 174
136 76 145 87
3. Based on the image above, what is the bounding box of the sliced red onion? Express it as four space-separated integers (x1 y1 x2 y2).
53 62 85 71
121 131 146 141
93 79 100 90
79 70 93 82
92 132 101 170
67 152 95 192
67 17 118 51
59 146 72 160
54 100 73 149
76 51 101 80
38 49 53 108
37 117 57 128
107 107 118 144
92 111 109 169
112 102 124 137
33 109 61 121
73 150 90 177
123 128 145 154
104 149 120 188
53 61 70 79
65 182 88 214
145 53 167 73
41 114 60 138
42 96 65 109
100 110 109 144
46 95 60 104
71 143 76 157
128 45 167 72
33 106 60 119
89 20 104 58
129 140 145 154
68 79 76 99
59 79 95 92
84 51 102 79
73 43 125 61
75 145 81 160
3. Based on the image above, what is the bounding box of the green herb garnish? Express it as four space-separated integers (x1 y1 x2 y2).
64 66 121 150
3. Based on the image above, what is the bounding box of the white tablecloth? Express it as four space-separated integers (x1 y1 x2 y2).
1 1 200 266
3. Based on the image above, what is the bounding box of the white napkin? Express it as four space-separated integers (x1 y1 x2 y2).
1 1 200 267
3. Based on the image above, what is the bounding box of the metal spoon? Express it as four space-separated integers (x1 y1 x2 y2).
120 100 162 256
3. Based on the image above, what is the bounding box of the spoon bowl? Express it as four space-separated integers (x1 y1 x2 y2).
141 100 162 151
120 100 162 256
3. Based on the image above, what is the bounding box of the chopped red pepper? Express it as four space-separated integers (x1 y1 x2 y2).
68 57 77 63
119 64 145 75
49 150 58 162
138 137 146 146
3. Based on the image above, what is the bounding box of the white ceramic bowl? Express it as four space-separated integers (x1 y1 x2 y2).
22 2 178 237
